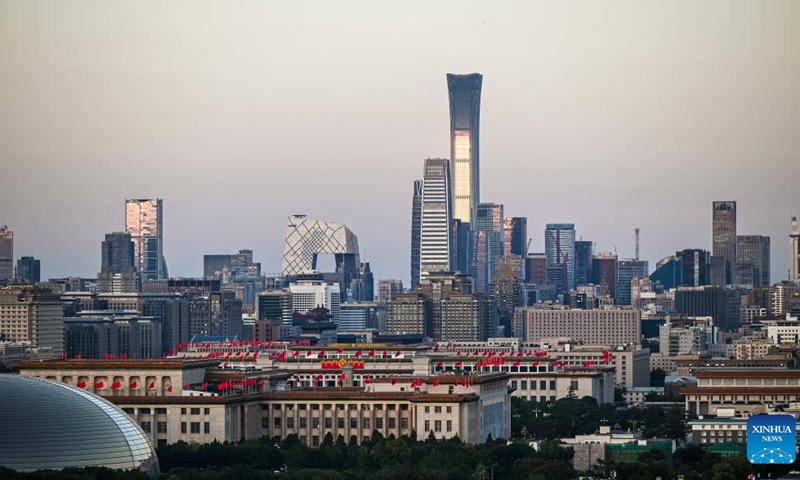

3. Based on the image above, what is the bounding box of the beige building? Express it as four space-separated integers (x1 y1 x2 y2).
0 285 63 357
551 345 650 389
681 369 800 416
520 308 641 346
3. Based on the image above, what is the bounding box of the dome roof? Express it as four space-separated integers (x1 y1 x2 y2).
0 375 159 474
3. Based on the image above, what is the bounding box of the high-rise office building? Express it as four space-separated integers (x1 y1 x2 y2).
524 253 548 285
473 203 504 292
735 235 770 287
574 240 593 286
591 253 618 299
101 232 135 274
410 180 423 288
545 224 576 293
617 259 648 306
16 256 40 284
503 217 528 258
0 225 13 285
377 279 404 303
712 201 737 285
677 249 711 287
125 199 168 280
419 158 453 281
790 217 799 282
0 285 63 356
447 73 482 225
289 278 341 326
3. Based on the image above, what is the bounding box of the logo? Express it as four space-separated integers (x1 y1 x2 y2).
747 414 796 464
321 359 364 370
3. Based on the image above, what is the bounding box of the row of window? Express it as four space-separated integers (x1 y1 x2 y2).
423 420 452 433
123 407 210 415
140 421 210 435
266 403 408 411
264 416 409 430
511 380 558 391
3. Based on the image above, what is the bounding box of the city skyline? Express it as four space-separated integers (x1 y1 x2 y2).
1 1 800 286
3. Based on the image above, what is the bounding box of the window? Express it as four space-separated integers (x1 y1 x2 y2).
349 404 357 411
181 422 187 433
312 418 320 429
274 418 282 428
434 420 442 432
336 404 345 410
446 406 452 414
520 381 527 390
204 408 210 415
123 408 134 414
376 418 383 429
180 408 187 415
350 418 357 428
511 380 518 389
274 404 282 410
388 404 396 411
400 404 409 411
425 406 430 413
191 408 200 415
549 381 556 390
312 404 320 410
338 418 345 428
570 380 579 391
324 404 332 410
191 422 200 434
388 418 396 429
300 404 307 410
540 381 546 390
140 408 151 415
325 418 332 429
312 435 320 447
401 418 409 429
375 405 384 410
425 420 430 432
204 422 210 434
363 418 370 429
141 422 151 433
446 420 452 432
434 406 441 414
156 408 167 414
299 418 307 429
157 422 167 433
287 418 295 429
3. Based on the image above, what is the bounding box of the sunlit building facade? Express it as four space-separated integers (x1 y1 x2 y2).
125 199 168 281
447 73 482 226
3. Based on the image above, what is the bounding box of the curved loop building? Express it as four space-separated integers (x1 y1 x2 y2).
281 215 360 277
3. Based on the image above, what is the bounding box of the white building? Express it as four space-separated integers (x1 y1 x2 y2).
419 158 453 280
521 308 641 346
289 278 341 325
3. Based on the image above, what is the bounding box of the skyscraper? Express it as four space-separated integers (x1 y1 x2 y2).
591 253 618 299
545 223 576 293
125 199 167 280
712 201 737 285
419 158 453 281
0 225 13 285
790 217 799 282
574 240 593 286
410 180 423 288
617 259 648 306
101 232 135 274
16 257 40 284
736 235 770 287
447 73 482 226
503 217 528 257
474 203 504 292
677 249 711 287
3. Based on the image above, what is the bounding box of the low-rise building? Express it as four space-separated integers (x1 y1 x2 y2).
681 369 800 416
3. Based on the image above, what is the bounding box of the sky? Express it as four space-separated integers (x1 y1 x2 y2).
1 1 799 287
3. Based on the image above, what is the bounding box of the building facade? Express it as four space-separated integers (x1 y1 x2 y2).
712 201 737 285
791 217 799 282
0 285 63 356
16 256 40 284
521 308 641 346
735 235 770 287
545 224 576 294
447 73 482 226
125 199 167 281
0 225 12 285
419 158 453 281
410 180 423 288
473 203 504 292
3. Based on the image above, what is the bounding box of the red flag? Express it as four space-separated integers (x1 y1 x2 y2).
200 383 207 390
433 379 439 387
364 375 373 385
434 344 439 351
436 361 444 367
293 350 300 357
319 350 326 358
74 353 81 359
111 381 122 389
276 351 287 362
268 352 276 360
390 377 397 385
130 380 138 389
94 381 104 389
338 373 345 383
457 351 462 356
148 381 155 390
306 350 312 357
58 353 66 359
395 350 402 357
77 380 87 389
169 348 175 356
582 360 596 367
368 349 375 357
532 361 539 367
314 374 323 382
184 383 190 389
455 361 463 367
382 350 389 358
517 351 523 357
355 349 362 357
513 361 521 367
337 348 344 354
167 385 173 392
253 352 259 361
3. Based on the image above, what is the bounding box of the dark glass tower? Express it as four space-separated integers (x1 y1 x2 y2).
712 201 737 285
410 180 423 288
447 73 482 226
101 232 135 274
574 240 593 286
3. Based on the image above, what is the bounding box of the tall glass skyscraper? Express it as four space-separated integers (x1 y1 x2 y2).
410 180 423 288
125 199 168 280
712 201 737 285
473 203 504 293
544 223 576 293
419 158 453 281
447 73 482 226
0 225 12 285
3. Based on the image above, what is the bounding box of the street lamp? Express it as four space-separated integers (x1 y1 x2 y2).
490 463 498 480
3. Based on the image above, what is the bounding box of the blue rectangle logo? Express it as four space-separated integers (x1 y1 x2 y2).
747 414 796 464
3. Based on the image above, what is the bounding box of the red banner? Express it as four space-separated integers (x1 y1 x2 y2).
321 359 364 370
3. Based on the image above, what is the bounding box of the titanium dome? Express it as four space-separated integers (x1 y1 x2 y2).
0 375 159 474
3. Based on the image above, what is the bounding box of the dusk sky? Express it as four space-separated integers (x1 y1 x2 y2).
1 1 799 286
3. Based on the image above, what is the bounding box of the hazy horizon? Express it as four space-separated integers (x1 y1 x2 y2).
1 1 799 286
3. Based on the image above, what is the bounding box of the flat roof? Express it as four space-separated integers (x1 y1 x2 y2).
19 359 220 370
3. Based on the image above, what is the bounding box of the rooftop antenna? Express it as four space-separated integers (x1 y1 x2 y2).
635 228 640 260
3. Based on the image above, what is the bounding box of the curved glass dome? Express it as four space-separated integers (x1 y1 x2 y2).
0 375 159 475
